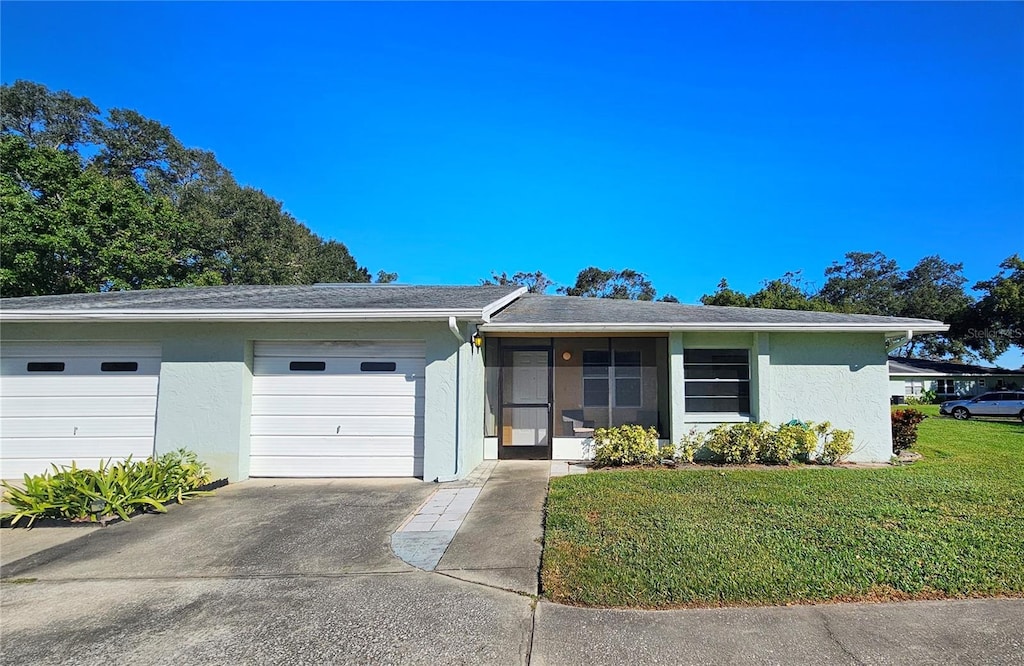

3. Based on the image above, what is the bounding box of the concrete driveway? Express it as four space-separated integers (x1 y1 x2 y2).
0 478 534 665
3 470 1023 665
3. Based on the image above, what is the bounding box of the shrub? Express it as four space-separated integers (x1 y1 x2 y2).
705 423 767 464
820 427 854 465
1 449 213 528
702 421 854 466
592 424 661 467
762 423 817 464
891 408 926 454
675 428 706 464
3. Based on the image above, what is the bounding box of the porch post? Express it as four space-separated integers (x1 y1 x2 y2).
752 332 772 422
669 331 686 443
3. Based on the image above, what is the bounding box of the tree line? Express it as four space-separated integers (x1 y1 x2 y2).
0 80 392 297
482 252 1024 363
3 81 1017 364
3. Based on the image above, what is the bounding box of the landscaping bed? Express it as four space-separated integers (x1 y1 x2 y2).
542 406 1024 608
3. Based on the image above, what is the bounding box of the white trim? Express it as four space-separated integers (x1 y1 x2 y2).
890 372 1023 379
480 287 528 322
479 322 948 333
0 309 487 323
684 413 754 424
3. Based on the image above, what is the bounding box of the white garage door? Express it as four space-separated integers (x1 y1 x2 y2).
250 341 426 477
0 342 161 479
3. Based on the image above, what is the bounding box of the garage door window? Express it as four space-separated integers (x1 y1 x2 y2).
26 362 65 372
101 362 139 372
360 361 397 372
289 361 326 371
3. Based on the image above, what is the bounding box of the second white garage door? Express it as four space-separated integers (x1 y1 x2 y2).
250 341 426 477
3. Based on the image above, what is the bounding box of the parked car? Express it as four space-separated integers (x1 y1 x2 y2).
940 392 1024 421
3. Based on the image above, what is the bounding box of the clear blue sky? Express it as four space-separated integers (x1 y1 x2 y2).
3 2 1022 365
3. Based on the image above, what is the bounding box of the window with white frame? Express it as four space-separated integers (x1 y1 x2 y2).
936 379 955 395
684 349 750 413
582 349 642 408
904 379 925 396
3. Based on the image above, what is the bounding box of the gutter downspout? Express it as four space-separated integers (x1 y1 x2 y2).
886 329 914 353
436 317 465 482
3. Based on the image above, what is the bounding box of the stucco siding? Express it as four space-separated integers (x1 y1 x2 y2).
1 321 472 482
766 332 892 462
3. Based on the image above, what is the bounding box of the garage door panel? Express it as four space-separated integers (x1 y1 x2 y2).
248 456 423 478
0 438 155 462
250 340 426 478
251 395 422 417
250 436 422 457
254 341 426 359
251 415 423 437
2 342 161 359
252 376 423 397
1 396 158 418
1 416 156 439
0 376 160 397
0 357 161 376
252 357 425 377
3 458 146 479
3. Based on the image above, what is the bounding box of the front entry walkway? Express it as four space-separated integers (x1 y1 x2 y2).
391 460 551 595
436 460 550 595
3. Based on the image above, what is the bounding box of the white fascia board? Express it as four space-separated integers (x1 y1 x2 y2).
478 322 949 334
890 372 1020 378
480 287 529 322
0 309 488 323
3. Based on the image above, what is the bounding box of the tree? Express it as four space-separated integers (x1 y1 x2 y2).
700 279 750 307
748 271 831 311
481 270 554 294
894 256 973 359
375 270 398 284
0 79 382 294
819 251 903 315
961 255 1024 361
0 80 98 151
558 267 656 300
0 135 191 295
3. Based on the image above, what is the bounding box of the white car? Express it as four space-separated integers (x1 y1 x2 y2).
940 391 1024 421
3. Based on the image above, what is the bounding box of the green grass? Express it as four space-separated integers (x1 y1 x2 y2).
542 406 1024 608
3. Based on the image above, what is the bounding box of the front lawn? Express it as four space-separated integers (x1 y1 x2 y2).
542 407 1024 608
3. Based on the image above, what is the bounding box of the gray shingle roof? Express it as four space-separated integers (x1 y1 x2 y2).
0 284 522 313
484 294 947 330
888 356 1024 376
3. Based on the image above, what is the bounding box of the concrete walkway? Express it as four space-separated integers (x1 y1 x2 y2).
435 460 550 595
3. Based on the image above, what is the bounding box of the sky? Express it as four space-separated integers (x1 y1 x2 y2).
2 2 1022 366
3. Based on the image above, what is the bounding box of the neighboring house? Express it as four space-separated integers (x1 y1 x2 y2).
888 356 1024 401
0 285 946 482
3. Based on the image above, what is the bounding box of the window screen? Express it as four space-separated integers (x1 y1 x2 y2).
684 349 750 413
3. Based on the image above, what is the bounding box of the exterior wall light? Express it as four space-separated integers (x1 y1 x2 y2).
472 332 484 348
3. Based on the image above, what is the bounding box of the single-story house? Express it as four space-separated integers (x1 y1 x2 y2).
0 285 947 482
889 356 1024 401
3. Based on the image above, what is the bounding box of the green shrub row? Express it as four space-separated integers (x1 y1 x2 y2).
591 421 855 468
679 421 854 466
1 449 213 527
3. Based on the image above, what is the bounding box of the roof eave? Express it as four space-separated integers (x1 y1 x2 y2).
0 309 489 323
479 322 949 334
